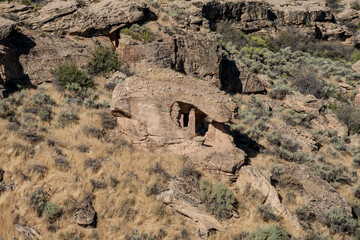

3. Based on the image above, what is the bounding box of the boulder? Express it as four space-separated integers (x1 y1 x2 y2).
0 17 16 41
283 92 323 114
158 176 224 237
111 69 246 173
74 200 96 226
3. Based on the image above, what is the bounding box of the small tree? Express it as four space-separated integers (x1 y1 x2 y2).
87 46 121 75
51 62 93 94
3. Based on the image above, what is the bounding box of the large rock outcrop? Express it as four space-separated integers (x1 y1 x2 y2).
237 166 301 230
24 0 156 36
274 163 353 219
237 163 353 232
0 28 100 86
117 30 265 94
111 69 246 173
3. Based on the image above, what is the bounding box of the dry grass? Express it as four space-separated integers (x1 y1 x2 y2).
0 81 194 239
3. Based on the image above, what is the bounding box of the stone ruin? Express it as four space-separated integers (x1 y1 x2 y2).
111 69 246 174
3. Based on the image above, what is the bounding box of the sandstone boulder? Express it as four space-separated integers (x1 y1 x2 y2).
284 92 323 114
111 69 246 173
74 200 96 226
0 17 16 41
158 176 223 237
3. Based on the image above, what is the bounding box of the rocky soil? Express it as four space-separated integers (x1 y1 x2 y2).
1 0 360 239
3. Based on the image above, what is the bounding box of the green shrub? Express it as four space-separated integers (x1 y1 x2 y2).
336 104 360 135
326 0 341 10
351 0 360 10
290 65 326 99
353 185 360 198
295 204 315 228
266 131 282 146
330 136 347 152
268 81 292 100
0 100 13 118
90 179 107 189
273 147 314 164
321 206 357 234
145 183 164 196
352 49 360 63
200 180 236 219
245 225 290 240
43 201 62 222
120 24 154 43
282 109 316 128
354 154 360 168
238 95 269 122
87 46 121 75
31 92 56 106
179 162 201 179
51 63 93 94
256 203 280 222
58 232 82 240
6 90 26 106
302 230 330 240
30 188 49 217
246 118 268 139
270 164 281 176
314 164 354 188
100 111 117 130
38 106 53 122
83 97 109 109
57 110 79 127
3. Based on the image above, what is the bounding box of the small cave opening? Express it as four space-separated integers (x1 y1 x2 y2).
170 102 209 136
183 112 189 127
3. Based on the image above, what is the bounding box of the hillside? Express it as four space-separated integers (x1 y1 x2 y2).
1 0 360 239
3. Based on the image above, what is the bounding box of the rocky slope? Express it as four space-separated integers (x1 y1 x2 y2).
1 0 360 239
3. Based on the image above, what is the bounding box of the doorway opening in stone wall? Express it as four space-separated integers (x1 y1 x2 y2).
170 101 209 136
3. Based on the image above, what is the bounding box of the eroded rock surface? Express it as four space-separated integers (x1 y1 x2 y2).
274 163 353 219
159 175 224 238
111 69 246 173
24 0 155 36
73 200 96 226
0 17 15 41
237 165 301 230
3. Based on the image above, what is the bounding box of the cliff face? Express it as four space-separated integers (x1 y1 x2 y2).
1 0 360 239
